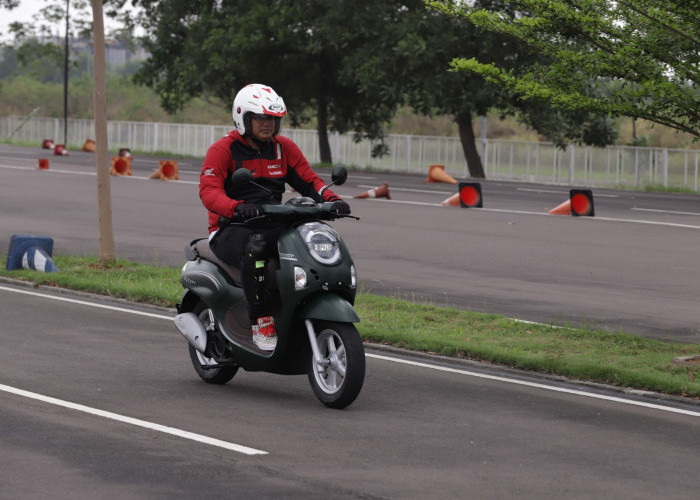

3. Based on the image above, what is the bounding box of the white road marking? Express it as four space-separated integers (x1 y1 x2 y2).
361 198 700 229
0 383 268 455
366 354 700 418
0 163 199 185
632 207 700 216
4 163 698 227
517 187 619 198
0 285 173 320
1 284 698 418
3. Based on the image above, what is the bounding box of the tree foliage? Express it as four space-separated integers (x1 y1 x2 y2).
427 0 700 138
133 0 419 163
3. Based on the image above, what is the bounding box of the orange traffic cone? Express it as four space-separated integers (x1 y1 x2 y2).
549 190 595 216
548 200 572 215
42 139 54 149
110 156 132 176
38 158 49 170
54 144 68 156
149 160 179 181
426 164 457 184
441 193 460 206
355 182 390 199
82 139 96 152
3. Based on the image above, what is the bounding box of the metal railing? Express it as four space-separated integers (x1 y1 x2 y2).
2 115 698 191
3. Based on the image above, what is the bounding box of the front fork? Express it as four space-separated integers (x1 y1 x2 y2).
305 319 329 372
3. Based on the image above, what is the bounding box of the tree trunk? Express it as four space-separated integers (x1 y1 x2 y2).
317 94 332 164
91 0 115 263
456 113 486 179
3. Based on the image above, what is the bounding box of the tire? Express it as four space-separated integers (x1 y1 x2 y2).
307 321 365 409
188 301 238 384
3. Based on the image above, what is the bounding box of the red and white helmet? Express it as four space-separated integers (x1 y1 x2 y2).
232 83 287 136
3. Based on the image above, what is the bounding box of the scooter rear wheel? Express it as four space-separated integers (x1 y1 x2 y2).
307 321 365 409
188 301 238 384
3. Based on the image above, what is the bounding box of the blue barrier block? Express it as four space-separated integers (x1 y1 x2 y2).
5 234 60 272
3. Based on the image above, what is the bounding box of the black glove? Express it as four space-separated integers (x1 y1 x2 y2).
234 203 260 220
332 200 351 215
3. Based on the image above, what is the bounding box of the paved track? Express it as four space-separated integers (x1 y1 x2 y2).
1 284 699 499
2 145 700 498
1 144 698 342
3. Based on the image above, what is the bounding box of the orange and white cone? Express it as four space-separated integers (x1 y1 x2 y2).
426 164 458 184
441 193 460 206
355 182 390 199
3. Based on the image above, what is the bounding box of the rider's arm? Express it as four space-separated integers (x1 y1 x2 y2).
199 138 242 228
280 137 342 202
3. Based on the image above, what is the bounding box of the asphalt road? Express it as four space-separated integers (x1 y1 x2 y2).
2 145 700 498
1 144 698 342
1 284 700 499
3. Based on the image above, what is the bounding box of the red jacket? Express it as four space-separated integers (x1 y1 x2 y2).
200 131 341 232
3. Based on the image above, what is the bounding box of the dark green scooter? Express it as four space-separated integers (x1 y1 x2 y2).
174 166 364 409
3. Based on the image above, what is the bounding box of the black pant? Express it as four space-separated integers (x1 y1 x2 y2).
210 223 285 320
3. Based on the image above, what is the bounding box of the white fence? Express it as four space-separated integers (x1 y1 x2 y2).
2 115 698 191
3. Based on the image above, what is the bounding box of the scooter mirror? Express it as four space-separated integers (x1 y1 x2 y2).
331 165 348 186
231 167 253 187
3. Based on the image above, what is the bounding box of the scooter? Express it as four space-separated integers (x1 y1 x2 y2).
174 165 365 409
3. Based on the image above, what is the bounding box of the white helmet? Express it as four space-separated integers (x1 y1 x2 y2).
232 83 287 136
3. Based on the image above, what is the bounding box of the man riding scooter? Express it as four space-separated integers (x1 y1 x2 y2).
199 83 351 350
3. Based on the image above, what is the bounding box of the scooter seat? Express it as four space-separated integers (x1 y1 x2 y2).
192 239 242 284
190 239 279 289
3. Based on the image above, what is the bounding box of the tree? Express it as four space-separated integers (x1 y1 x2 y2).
90 0 115 263
427 0 700 139
133 0 416 163
357 0 617 178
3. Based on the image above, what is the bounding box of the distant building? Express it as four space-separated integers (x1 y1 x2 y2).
42 35 148 69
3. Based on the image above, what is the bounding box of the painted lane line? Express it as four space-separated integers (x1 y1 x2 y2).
2 284 698 418
0 164 200 185
0 285 174 320
0 383 268 455
357 184 453 195
366 354 700 418
517 187 619 198
632 207 700 216
362 198 700 229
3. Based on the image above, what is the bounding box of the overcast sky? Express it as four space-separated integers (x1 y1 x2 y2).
1 1 128 42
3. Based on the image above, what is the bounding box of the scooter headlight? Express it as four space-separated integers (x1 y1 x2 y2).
297 222 341 265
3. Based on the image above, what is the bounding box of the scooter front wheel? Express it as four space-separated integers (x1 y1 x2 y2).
188 301 238 384
307 321 365 409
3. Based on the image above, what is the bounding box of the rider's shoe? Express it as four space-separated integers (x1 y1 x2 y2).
252 316 277 351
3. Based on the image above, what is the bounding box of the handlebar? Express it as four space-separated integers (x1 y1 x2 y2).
219 200 358 226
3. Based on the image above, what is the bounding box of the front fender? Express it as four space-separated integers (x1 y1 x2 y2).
297 294 360 323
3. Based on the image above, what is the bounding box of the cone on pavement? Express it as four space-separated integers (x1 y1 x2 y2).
355 182 390 199
458 182 483 208
149 160 179 181
548 189 595 216
441 193 460 206
38 158 49 170
570 189 595 216
110 155 132 176
54 144 68 156
441 182 483 208
82 139 96 152
42 139 54 149
548 200 572 215
426 164 458 184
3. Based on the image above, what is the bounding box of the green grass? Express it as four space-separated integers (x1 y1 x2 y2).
2 254 700 398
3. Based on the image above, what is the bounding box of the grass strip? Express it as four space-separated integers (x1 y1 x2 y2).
2 254 699 398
